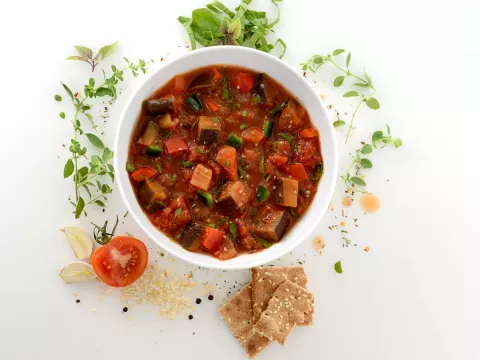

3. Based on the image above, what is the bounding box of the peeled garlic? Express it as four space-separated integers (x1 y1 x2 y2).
60 262 97 284
60 226 93 259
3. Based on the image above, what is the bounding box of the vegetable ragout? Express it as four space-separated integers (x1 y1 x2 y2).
127 65 323 260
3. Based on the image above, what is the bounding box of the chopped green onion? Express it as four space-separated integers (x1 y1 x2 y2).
126 162 135 173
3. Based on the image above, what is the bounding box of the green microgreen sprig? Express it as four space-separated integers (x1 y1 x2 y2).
178 0 286 58
342 126 402 196
301 49 380 143
56 42 148 218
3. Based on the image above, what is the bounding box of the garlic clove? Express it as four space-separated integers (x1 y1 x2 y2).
60 226 93 259
59 262 97 284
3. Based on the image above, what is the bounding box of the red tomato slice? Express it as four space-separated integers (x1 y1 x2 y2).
91 236 148 288
131 167 157 182
282 163 309 181
233 72 255 93
202 227 225 253
299 128 319 138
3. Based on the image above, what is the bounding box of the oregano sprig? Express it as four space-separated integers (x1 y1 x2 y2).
301 49 380 143
342 126 402 197
56 43 148 218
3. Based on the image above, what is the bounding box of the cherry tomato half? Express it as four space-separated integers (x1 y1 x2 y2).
91 236 148 288
233 72 255 93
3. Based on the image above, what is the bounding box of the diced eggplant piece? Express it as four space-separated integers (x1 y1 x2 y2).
254 210 290 242
181 222 206 251
138 121 159 146
144 95 174 115
158 113 176 129
197 116 221 145
138 179 168 209
278 99 304 131
188 71 214 92
274 176 299 208
253 73 268 104
217 181 250 216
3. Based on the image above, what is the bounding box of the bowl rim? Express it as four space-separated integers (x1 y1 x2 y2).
114 46 338 270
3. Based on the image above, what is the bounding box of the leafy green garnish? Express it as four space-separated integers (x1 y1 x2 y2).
229 223 238 240
301 49 379 143
334 260 343 274
178 0 286 58
278 132 297 152
174 207 182 218
179 160 195 167
57 43 148 218
270 98 289 116
253 234 272 248
342 126 402 196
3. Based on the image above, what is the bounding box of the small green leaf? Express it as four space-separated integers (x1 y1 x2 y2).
61 83 74 101
242 110 248 117
350 177 366 186
54 95 62 102
334 260 343 274
97 41 118 60
313 56 325 64
84 113 94 127
372 131 384 144
346 52 351 67
366 97 380 110
101 184 112 194
75 197 85 219
174 207 182 218
229 223 238 240
353 82 369 88
96 87 114 97
360 158 373 168
63 159 74 178
343 91 359 98
386 124 391 135
361 144 373 154
393 139 403 148
333 120 346 128
65 56 88 62
74 45 93 59
102 147 114 162
59 112 65 119
334 76 345 87
228 18 242 39
86 133 105 149
332 49 345 56
95 200 105 207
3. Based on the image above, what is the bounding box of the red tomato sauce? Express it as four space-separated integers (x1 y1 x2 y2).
127 66 323 260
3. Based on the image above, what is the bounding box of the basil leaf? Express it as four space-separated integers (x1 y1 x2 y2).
74 45 93 59
350 177 366 186
97 41 118 60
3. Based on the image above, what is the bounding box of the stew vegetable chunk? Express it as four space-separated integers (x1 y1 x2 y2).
127 66 323 260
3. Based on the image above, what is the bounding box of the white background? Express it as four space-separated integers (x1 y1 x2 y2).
0 0 477 359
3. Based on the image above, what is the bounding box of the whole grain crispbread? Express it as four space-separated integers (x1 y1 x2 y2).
219 283 271 358
252 280 314 345
251 267 310 324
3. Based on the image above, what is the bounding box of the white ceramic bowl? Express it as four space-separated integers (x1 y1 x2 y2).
115 47 338 270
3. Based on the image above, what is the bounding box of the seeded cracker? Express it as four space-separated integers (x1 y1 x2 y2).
251 267 311 325
253 280 314 345
219 283 271 359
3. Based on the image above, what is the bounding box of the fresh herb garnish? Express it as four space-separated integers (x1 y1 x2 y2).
278 132 297 152
242 110 248 117
54 95 62 101
252 94 261 105
58 42 147 218
212 116 220 123
334 260 343 274
253 234 272 248
270 98 289 115
178 0 286 58
172 174 178 185
225 160 230 167
91 216 118 245
240 123 249 130
290 208 300 220
229 223 238 240
126 162 136 173
197 147 204 154
342 126 402 195
179 160 195 167
155 163 163 174
174 207 182 218
66 41 119 72
259 154 265 174
301 49 379 143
